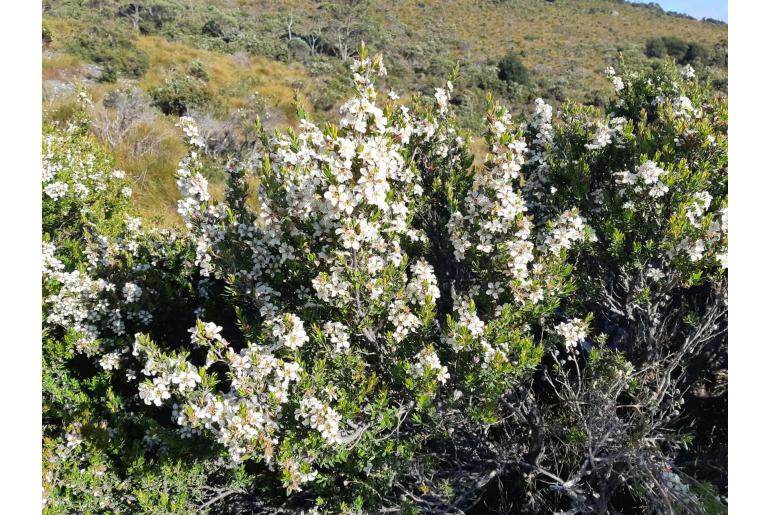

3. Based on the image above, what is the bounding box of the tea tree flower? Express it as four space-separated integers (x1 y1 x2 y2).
323 321 351 354
122 282 142 303
99 352 121 371
44 181 69 200
411 347 450 384
269 314 309 350
555 318 588 349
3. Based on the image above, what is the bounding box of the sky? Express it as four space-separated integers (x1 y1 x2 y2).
647 0 728 22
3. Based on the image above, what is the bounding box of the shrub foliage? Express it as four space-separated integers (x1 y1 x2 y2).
42 52 727 513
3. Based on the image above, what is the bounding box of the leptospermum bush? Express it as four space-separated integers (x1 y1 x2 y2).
42 51 727 513
511 61 727 512
137 47 586 509
524 62 726 355
43 97 222 512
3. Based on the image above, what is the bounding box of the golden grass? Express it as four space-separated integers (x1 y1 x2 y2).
43 32 319 225
42 0 726 224
387 0 726 100
136 36 312 121
42 54 83 81
110 36 319 224
112 121 187 227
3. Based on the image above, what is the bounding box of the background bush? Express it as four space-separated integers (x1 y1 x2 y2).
497 50 530 85
149 74 213 116
66 23 149 79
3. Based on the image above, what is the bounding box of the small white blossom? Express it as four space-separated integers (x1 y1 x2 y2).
555 318 587 349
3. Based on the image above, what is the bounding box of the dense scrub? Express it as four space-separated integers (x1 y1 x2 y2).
42 53 727 513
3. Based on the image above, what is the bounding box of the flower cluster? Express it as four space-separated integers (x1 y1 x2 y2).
133 326 305 468
406 259 441 303
543 209 590 254
42 50 727 514
297 395 343 444
410 347 450 384
555 318 588 349
605 66 624 92
615 160 670 199
323 321 351 354
269 314 310 350
585 116 626 151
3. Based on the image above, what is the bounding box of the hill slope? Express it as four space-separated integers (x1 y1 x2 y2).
42 0 727 222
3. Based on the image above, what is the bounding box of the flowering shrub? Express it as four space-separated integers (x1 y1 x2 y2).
42 51 727 513
516 60 727 512
524 60 727 360
42 100 220 512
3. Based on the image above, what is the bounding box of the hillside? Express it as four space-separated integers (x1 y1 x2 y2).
41 0 727 223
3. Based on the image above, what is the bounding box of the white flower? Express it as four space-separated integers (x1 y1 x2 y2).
65 429 83 449
646 267 665 282
297 396 343 444
122 282 143 303
138 377 171 406
672 96 694 117
388 299 421 342
270 314 309 350
717 251 728 269
44 181 69 200
189 321 224 345
411 347 450 384
555 318 587 349
99 352 121 371
687 239 706 262
323 321 351 354
457 299 485 337
405 259 440 304
178 116 205 147
637 160 666 185
686 191 713 224
170 369 201 392
434 87 450 115
544 210 587 254
585 122 614 150
617 161 669 199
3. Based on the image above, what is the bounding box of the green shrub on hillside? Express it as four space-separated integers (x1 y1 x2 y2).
42 97 229 512
67 23 149 79
517 60 727 512
188 60 209 82
116 1 177 34
497 50 530 85
150 74 212 116
645 37 667 58
645 36 724 67
43 23 53 44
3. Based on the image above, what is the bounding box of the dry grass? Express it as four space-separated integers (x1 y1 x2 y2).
43 34 319 225
42 0 726 224
136 36 312 121
42 54 83 81
111 119 187 227
387 0 725 99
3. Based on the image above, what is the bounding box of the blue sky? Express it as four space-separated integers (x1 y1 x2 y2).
647 0 728 22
